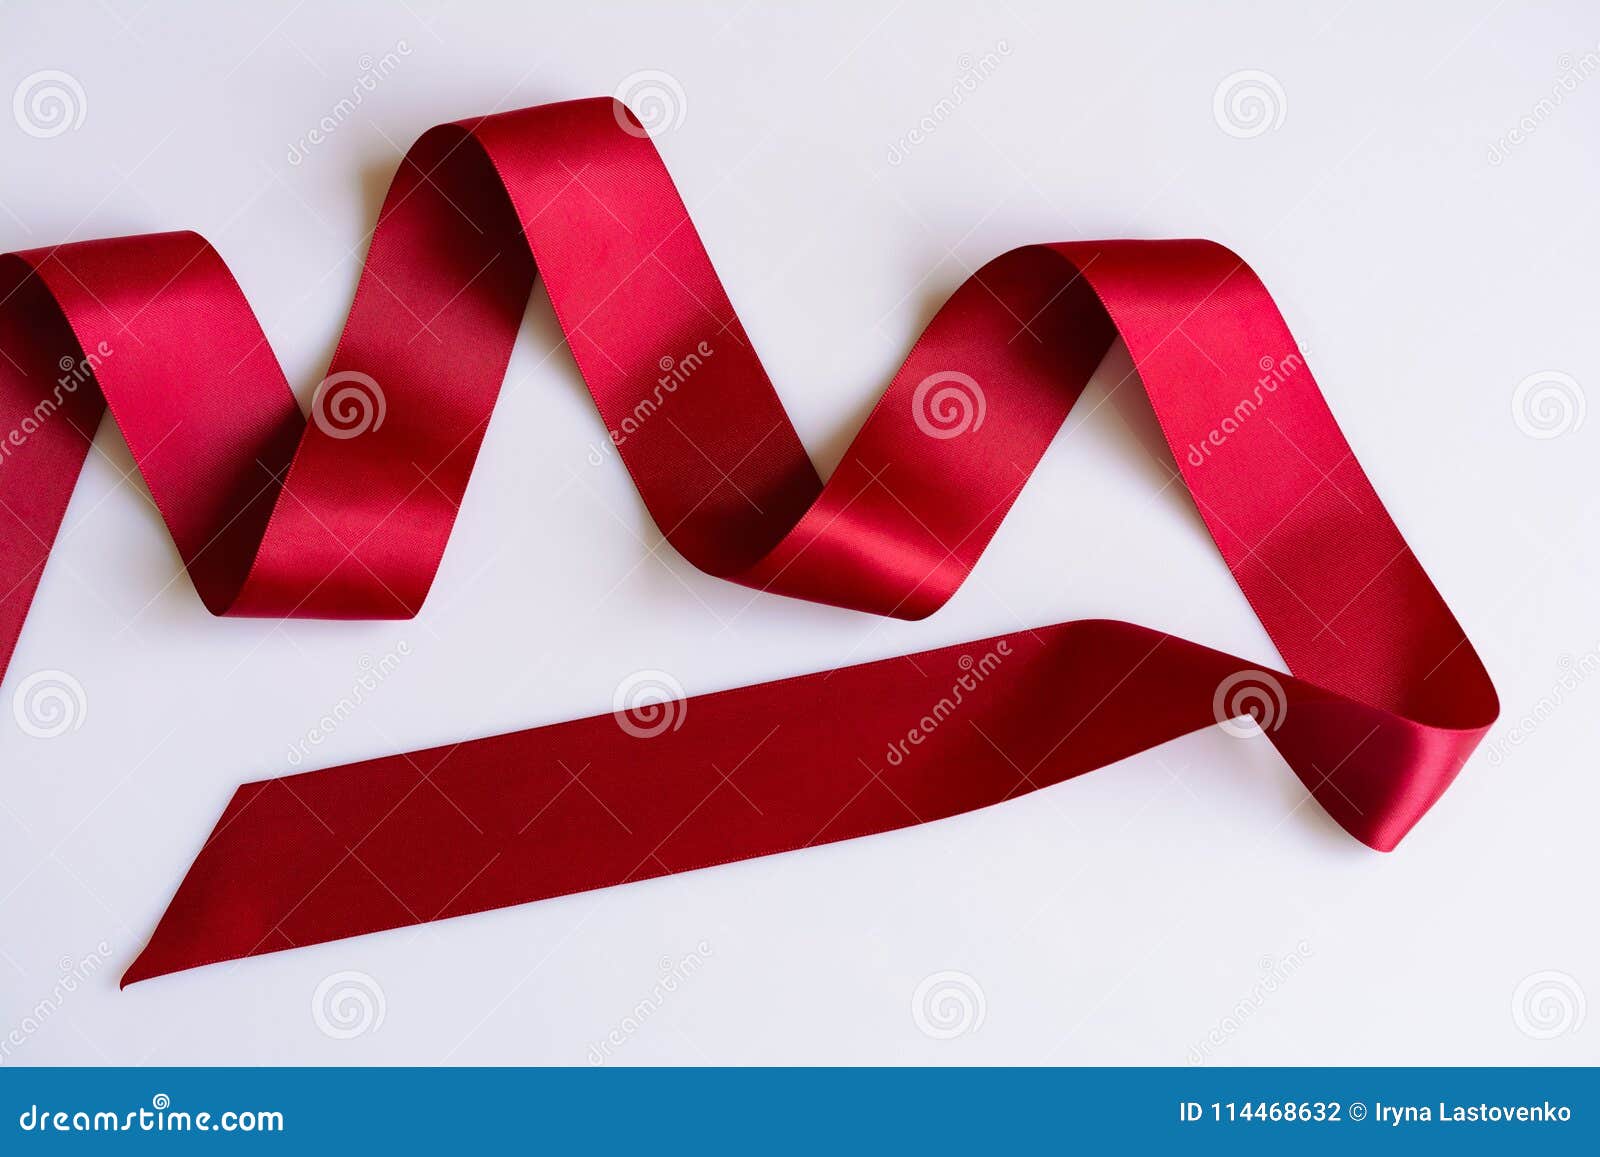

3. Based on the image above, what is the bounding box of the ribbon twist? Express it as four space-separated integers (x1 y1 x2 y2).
0 98 1495 985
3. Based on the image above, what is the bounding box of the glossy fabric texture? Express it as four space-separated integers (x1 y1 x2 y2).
0 98 1496 985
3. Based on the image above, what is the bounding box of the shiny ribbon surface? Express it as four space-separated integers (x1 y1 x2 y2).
0 98 1496 985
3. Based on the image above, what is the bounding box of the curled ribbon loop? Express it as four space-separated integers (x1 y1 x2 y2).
0 98 1496 984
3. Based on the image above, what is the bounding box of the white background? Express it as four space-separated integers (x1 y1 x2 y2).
1 0 1596 1065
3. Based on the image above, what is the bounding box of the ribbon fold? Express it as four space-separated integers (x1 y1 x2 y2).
0 98 1495 985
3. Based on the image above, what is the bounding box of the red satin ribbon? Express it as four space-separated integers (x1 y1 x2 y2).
0 98 1496 986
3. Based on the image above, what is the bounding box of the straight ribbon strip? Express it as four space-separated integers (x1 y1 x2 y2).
0 98 1497 985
